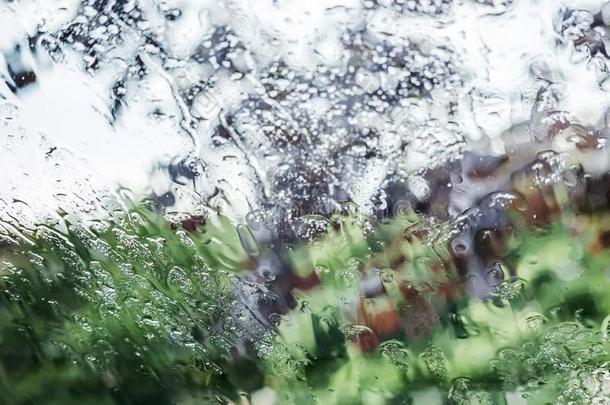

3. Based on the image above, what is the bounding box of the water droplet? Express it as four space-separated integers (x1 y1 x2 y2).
237 224 260 258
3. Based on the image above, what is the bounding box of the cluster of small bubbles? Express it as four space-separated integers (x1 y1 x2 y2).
53 0 147 72
363 0 454 15
493 278 527 302
192 26 245 73
449 377 495 405
420 345 448 382
485 191 520 209
558 364 610 403
380 340 410 373
196 17 464 227
166 266 196 294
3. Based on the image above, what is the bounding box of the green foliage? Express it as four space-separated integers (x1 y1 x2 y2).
2 205 610 404
0 207 253 404
263 212 610 404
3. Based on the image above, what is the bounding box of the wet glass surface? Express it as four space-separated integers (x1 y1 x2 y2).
3 0 610 403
